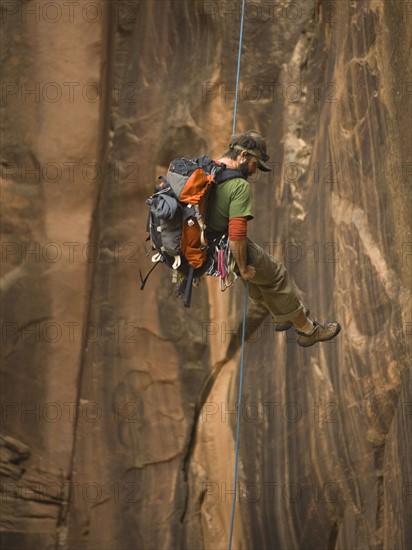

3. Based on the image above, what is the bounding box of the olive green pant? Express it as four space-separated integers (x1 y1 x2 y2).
241 239 304 323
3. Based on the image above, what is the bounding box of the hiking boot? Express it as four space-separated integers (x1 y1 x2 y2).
275 307 310 332
296 321 341 347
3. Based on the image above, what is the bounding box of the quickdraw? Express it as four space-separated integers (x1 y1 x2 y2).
206 235 237 291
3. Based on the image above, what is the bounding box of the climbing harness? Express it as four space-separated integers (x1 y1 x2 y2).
228 1 247 549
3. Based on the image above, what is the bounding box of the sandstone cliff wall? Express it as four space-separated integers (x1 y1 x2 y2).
1 1 411 549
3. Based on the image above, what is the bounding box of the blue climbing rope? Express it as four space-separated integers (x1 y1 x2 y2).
228 282 249 550
232 0 247 135
228 3 247 548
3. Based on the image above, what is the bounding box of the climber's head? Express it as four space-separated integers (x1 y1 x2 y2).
222 130 271 178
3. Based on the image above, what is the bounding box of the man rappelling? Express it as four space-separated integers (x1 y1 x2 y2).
143 129 340 347
205 130 341 347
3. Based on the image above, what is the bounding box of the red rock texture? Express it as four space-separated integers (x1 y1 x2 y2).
1 1 411 548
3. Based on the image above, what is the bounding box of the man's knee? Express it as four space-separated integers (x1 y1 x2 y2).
246 281 263 301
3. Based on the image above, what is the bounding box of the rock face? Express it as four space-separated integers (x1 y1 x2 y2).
1 1 411 549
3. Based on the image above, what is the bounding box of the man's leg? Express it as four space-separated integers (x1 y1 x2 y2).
246 240 340 347
292 309 311 329
293 314 341 347
245 280 309 331
245 240 304 322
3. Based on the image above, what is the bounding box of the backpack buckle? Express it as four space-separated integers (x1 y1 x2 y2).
172 255 181 270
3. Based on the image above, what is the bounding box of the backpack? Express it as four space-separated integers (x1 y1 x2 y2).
140 156 241 307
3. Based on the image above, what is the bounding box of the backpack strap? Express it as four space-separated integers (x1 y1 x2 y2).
191 204 208 246
183 266 195 308
139 259 161 290
198 216 207 246
172 255 181 269
202 167 243 231
215 167 243 184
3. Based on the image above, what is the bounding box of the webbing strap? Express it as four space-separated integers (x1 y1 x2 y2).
228 281 249 550
183 266 195 308
139 260 161 290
